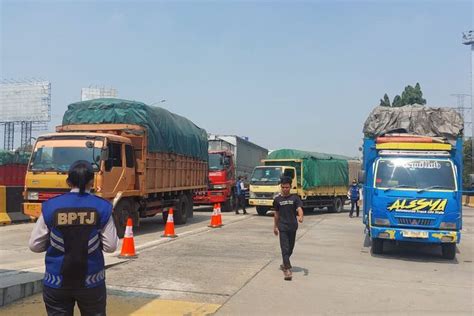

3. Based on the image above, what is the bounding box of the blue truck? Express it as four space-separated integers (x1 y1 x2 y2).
361 106 464 259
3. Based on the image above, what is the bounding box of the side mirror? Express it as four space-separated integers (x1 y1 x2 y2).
358 170 366 184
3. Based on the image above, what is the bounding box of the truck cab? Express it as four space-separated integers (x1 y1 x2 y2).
362 136 462 259
23 132 136 218
194 149 236 211
249 165 297 215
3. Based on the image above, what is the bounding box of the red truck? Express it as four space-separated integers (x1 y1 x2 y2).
194 135 268 211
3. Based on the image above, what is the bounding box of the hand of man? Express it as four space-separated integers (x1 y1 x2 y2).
273 226 279 236
297 215 303 223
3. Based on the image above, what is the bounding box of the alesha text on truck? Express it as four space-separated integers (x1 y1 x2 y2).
23 98 208 238
360 104 464 259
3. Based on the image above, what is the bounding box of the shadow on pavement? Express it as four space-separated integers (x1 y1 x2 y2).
291 266 309 276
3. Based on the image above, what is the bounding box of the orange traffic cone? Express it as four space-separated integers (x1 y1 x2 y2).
208 203 222 228
216 203 224 226
162 208 178 238
119 218 137 259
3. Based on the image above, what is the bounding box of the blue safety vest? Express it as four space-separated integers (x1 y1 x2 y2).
350 185 360 200
41 192 112 289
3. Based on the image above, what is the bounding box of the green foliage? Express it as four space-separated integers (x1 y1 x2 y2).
379 94 391 107
379 82 427 107
463 138 473 189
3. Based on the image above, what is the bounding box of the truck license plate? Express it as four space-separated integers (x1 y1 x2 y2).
402 230 428 238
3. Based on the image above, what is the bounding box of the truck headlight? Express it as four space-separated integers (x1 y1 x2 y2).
440 222 457 229
249 192 256 199
27 191 39 200
213 184 227 189
373 218 390 226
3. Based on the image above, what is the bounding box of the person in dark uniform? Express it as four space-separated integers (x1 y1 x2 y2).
235 176 247 214
273 176 303 280
348 179 361 218
29 160 119 316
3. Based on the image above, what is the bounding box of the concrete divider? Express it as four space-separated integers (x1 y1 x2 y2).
0 185 31 225
0 186 10 225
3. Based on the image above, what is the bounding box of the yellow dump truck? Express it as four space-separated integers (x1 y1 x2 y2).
249 149 360 216
23 99 208 237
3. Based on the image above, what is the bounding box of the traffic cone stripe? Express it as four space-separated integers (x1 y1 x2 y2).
124 225 133 238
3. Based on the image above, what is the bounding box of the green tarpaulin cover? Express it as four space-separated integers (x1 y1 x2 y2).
62 99 208 161
0 150 31 166
267 149 349 189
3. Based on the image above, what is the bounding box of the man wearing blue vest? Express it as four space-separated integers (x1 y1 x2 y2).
348 179 361 218
29 160 119 315
235 176 248 214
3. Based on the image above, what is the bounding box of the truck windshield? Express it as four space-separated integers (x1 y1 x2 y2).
250 167 282 185
30 145 101 172
209 153 224 171
375 158 456 191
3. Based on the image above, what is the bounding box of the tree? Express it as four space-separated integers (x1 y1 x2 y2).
379 82 427 107
392 95 403 107
379 94 391 107
463 138 473 189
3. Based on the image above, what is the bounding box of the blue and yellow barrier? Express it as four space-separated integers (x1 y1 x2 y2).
0 185 31 225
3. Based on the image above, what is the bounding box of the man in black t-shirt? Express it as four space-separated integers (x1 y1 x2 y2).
273 176 303 280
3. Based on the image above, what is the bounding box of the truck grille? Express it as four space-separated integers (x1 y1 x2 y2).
396 217 434 226
254 192 273 199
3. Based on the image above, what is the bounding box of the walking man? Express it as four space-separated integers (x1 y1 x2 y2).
348 179 361 217
235 176 247 214
273 176 303 281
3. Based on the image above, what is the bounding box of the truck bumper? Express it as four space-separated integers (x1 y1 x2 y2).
193 191 227 205
370 226 460 244
249 198 273 207
23 202 42 218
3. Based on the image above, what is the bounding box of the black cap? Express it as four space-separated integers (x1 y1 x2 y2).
69 160 93 174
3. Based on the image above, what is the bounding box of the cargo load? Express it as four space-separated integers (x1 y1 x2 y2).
63 98 208 160
363 105 463 141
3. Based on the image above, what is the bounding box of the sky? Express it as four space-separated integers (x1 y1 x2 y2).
1 0 472 157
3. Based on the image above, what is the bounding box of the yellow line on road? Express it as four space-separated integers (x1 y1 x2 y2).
1 293 220 316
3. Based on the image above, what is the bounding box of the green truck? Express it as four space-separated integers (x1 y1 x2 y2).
249 149 360 215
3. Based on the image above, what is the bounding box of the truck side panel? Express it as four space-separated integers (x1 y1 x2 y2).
145 152 208 193
234 137 268 178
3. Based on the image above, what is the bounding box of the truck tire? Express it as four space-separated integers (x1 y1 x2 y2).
441 243 456 260
328 198 343 213
221 192 236 212
186 193 194 219
256 206 269 216
174 194 188 225
113 199 131 238
371 238 384 254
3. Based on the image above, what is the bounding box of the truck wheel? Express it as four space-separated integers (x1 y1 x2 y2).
174 194 188 225
335 198 343 213
371 238 384 254
186 193 194 219
256 206 268 216
328 198 343 213
441 243 456 260
221 193 236 212
113 199 131 238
